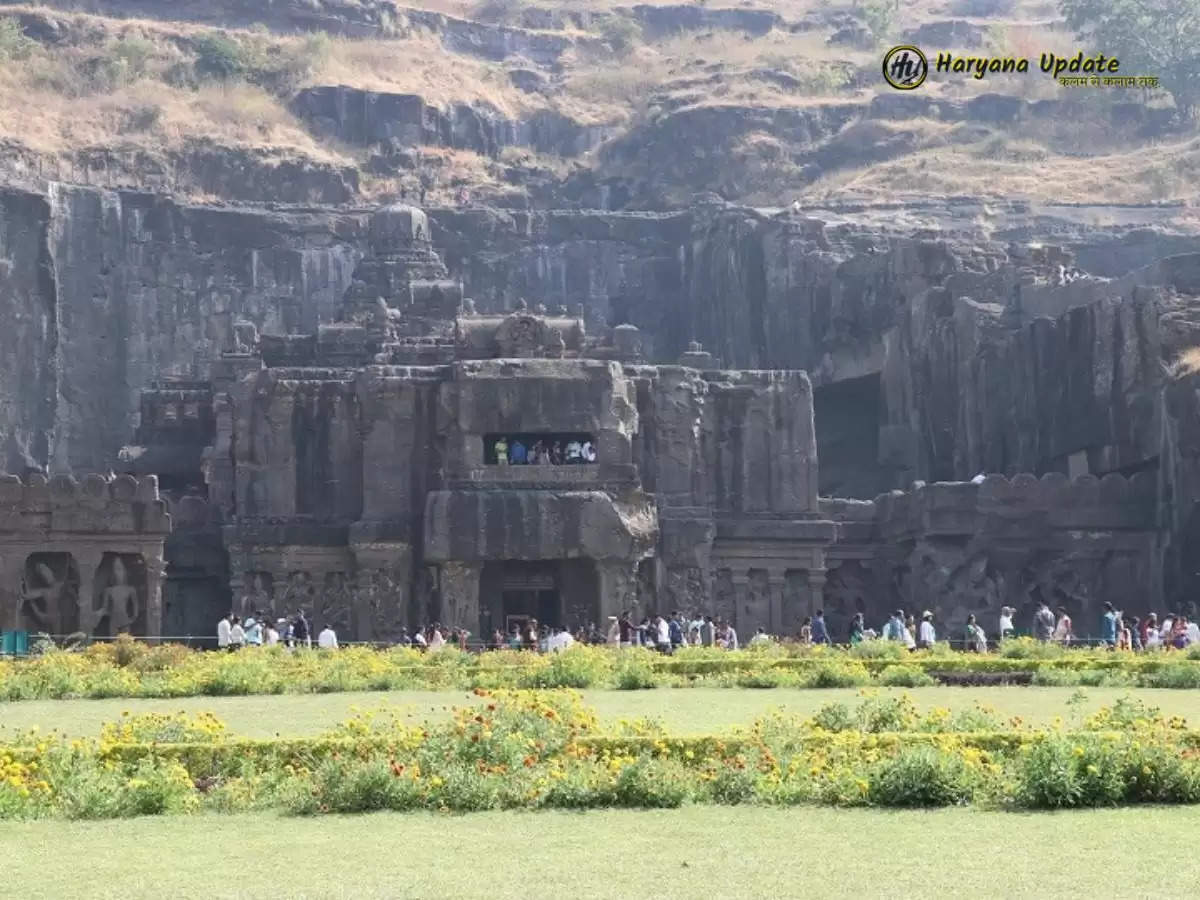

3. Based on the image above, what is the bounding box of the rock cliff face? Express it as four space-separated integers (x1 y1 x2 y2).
0 185 361 473
4 179 1200 515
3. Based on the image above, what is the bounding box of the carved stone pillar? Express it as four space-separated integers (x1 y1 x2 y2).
767 568 786 634
144 554 167 640
731 569 749 630
0 554 22 631
74 549 105 637
438 562 482 635
596 560 638 622
808 569 827 618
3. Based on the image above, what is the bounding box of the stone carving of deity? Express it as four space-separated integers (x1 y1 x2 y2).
104 557 141 634
318 572 353 633
282 571 313 614
20 560 72 634
241 572 273 617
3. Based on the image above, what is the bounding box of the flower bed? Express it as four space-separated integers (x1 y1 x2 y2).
4 638 1200 701
4 690 1200 819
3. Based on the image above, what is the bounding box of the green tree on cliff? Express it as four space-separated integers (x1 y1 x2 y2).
1058 0 1200 117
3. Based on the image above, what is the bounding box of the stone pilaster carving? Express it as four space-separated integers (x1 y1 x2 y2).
143 554 166 638
74 549 105 637
438 562 481 633
596 560 639 622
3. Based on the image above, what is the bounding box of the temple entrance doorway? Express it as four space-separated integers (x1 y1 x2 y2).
481 559 601 636
481 561 561 638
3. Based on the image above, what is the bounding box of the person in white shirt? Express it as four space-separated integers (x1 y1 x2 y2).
317 625 338 649
565 440 582 463
229 616 245 649
412 629 428 649
748 627 771 647
547 626 574 652
265 623 279 646
998 606 1014 640
605 616 620 646
216 614 231 650
918 611 936 649
428 627 445 651
655 615 671 652
581 441 596 463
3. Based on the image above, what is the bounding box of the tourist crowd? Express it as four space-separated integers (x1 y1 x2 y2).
216 610 339 651
215 601 1199 654
491 437 596 466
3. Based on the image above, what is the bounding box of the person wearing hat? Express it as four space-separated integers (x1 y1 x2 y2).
917 610 936 649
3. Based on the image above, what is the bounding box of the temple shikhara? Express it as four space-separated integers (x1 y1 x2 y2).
0 205 1164 641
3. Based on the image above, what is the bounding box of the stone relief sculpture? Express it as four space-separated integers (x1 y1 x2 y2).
240 572 274 617
19 554 78 635
744 569 770 629
358 568 407 641
281 571 313 614
495 314 545 358
317 572 353 633
713 568 736 623
102 556 142 634
665 567 705 611
822 562 871 638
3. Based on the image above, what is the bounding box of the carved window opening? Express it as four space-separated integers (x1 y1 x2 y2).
483 432 597 465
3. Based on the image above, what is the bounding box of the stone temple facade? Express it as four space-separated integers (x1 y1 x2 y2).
198 207 836 640
0 203 1172 641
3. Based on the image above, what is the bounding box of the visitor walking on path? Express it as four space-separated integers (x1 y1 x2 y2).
292 611 311 648
812 610 830 644
918 610 936 649
1052 607 1073 645
848 613 864 645
1033 603 1055 642
217 614 231 650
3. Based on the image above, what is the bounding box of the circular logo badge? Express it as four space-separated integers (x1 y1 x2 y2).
882 45 928 90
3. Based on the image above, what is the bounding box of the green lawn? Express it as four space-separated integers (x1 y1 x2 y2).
5 805 1199 898
5 686 1200 739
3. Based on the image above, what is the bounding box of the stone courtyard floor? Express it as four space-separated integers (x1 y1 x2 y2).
6 804 1198 898
7 685 1200 739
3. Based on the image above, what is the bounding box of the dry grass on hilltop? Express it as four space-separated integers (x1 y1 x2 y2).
803 134 1200 205
308 34 533 115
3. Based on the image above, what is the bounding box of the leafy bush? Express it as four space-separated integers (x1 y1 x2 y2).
599 16 642 56
612 757 690 808
613 650 660 690
522 646 610 689
999 638 1065 660
1015 736 1123 808
193 34 247 81
0 17 35 62
811 701 855 732
855 0 899 43
736 668 796 688
876 665 936 687
867 746 977 807
703 763 758 804
801 660 871 688
1143 663 1200 689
